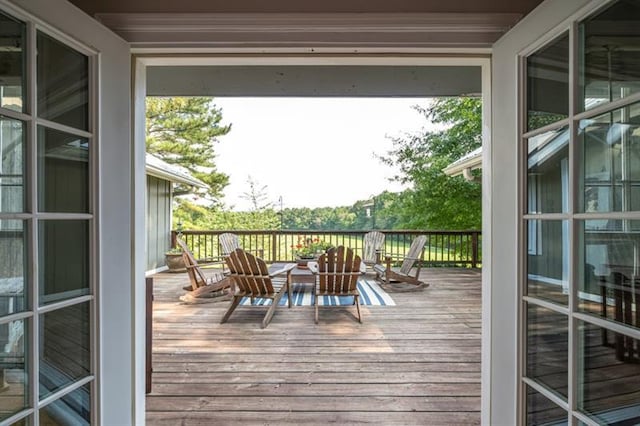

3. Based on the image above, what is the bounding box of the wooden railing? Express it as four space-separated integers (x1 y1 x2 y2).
172 229 481 268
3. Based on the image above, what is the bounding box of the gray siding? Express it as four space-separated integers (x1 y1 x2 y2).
146 175 171 271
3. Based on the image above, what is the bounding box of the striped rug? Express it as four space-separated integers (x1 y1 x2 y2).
239 279 395 306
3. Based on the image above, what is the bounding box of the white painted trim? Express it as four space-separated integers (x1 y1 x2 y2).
480 57 492 426
132 57 148 426
98 12 521 50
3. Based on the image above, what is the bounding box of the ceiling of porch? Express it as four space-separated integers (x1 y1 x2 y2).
66 0 546 50
68 0 544 15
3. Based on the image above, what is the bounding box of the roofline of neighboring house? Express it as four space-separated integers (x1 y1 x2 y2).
443 148 482 179
145 153 208 189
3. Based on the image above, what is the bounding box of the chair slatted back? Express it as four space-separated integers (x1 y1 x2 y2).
363 231 385 265
176 238 208 289
317 246 361 294
400 235 427 275
219 233 241 257
225 248 274 296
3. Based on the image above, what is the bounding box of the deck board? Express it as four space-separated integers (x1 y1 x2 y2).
146 267 482 425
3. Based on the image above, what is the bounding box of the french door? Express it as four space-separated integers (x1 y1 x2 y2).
520 0 640 424
0 1 134 424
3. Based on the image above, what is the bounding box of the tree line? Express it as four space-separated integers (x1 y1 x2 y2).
147 97 482 232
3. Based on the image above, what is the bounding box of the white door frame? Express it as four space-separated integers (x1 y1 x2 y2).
132 54 492 422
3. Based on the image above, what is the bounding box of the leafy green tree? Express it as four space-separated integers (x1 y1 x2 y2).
146 97 231 202
379 98 482 230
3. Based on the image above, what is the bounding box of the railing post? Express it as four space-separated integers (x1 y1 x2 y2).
271 231 278 263
471 231 479 268
170 230 177 249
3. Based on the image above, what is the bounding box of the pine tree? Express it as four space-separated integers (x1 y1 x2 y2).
146 97 231 202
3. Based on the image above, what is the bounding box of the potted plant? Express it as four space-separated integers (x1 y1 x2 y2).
291 237 333 268
165 247 186 272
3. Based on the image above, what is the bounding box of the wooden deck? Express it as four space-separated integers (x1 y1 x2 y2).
145 267 482 425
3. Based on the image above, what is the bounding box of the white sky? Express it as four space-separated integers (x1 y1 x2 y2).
213 97 434 211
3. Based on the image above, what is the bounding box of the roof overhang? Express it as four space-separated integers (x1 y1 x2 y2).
443 147 482 178
145 154 208 188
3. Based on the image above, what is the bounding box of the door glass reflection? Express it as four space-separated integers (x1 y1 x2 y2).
526 385 568 425
527 33 569 131
578 320 640 424
527 220 569 305
39 382 90 425
0 12 25 112
526 304 568 398
0 116 25 213
580 219 640 332
39 303 90 399
36 32 88 131
0 318 27 422
0 220 26 317
580 1 640 111
579 102 640 214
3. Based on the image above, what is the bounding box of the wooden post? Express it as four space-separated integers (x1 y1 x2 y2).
146 277 153 394
271 231 278 263
471 232 479 268
170 230 177 249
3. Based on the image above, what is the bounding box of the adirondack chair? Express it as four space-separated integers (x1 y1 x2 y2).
309 246 363 324
373 235 428 290
176 238 229 295
222 248 295 328
362 231 385 269
217 233 264 272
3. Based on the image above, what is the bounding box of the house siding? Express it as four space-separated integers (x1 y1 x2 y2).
146 175 171 271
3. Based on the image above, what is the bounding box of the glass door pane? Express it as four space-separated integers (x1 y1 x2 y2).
36 32 88 131
0 12 25 112
527 33 570 131
580 1 640 111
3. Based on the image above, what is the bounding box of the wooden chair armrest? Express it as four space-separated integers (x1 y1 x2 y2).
308 262 319 274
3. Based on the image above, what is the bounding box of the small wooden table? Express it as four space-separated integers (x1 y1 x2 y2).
269 263 315 285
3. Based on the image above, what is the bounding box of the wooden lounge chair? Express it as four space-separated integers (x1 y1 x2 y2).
362 231 385 270
309 246 363 324
176 238 229 296
222 248 295 328
373 235 428 291
218 232 264 272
